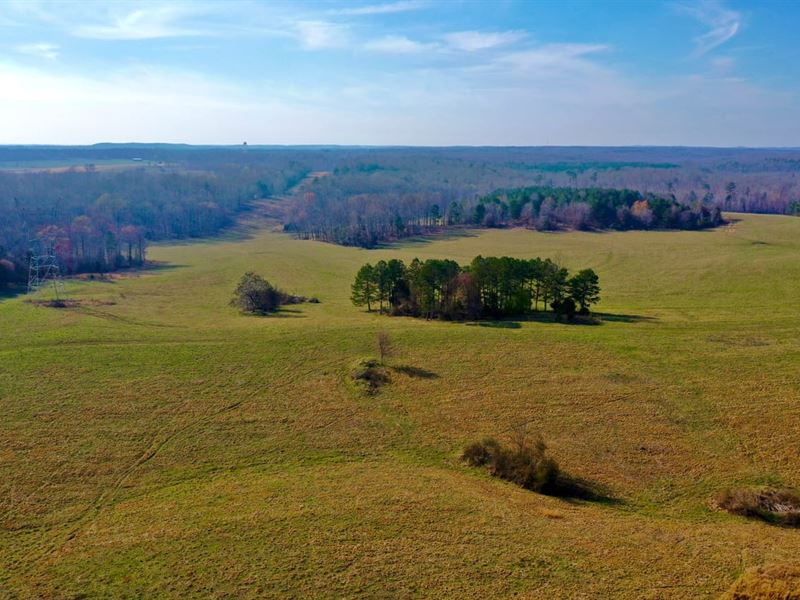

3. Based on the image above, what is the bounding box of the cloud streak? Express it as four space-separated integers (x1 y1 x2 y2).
490 43 610 75
294 20 349 49
15 42 60 60
443 30 525 52
332 1 425 16
677 0 742 57
1 0 796 146
364 35 434 53
70 3 213 40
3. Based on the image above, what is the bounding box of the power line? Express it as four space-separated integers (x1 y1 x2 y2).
27 239 65 301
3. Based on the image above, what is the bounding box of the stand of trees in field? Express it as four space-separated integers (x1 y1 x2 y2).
351 256 600 320
230 271 316 314
287 185 723 248
0 155 310 285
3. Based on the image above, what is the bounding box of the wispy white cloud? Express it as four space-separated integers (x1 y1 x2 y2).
364 34 435 54
332 1 424 16
442 30 525 52
364 29 527 55
294 20 349 49
1 1 795 146
2 47 799 147
677 0 741 57
15 42 59 60
71 4 211 40
491 43 610 74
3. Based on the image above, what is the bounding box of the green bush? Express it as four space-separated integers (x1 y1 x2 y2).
462 432 560 494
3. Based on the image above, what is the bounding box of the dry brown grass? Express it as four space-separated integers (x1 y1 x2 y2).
721 564 800 599
3 213 800 597
716 488 800 527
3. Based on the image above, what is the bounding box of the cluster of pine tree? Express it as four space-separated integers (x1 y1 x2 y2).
351 256 600 320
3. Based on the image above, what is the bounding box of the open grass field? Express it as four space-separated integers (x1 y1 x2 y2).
2 212 800 598
0 159 169 173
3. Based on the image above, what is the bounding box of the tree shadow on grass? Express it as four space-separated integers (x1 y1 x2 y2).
68 262 188 284
391 365 439 379
459 311 654 328
0 285 26 302
468 320 522 329
593 312 657 324
466 315 590 328
270 308 307 318
238 307 307 319
376 228 479 249
548 474 621 506
516 312 656 326
139 261 188 272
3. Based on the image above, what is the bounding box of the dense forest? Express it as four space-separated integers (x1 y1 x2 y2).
351 256 600 320
476 186 723 231
283 147 797 247
2 144 799 286
0 148 309 284
289 185 723 247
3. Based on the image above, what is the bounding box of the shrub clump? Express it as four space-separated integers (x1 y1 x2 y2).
350 358 389 395
716 487 800 527
462 432 560 494
230 272 307 314
721 563 800 600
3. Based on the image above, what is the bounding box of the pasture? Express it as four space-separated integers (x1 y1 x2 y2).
1 212 799 598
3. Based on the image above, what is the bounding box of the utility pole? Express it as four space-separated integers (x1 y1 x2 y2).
27 240 65 301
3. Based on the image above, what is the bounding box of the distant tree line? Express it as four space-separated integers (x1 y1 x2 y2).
351 256 600 320
4 144 800 287
0 160 309 285
288 184 722 248
475 186 723 231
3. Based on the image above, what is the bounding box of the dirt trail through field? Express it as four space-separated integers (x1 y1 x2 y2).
272 170 330 201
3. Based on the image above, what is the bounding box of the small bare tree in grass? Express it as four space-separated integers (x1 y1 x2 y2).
376 331 395 365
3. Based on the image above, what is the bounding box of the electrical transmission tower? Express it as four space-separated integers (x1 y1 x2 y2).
27 240 66 300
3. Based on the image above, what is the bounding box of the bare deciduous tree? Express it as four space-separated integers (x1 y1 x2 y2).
376 331 395 365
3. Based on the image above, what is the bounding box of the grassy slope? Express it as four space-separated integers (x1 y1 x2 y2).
1 213 799 598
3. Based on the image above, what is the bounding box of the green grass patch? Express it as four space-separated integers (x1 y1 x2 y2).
2 212 800 597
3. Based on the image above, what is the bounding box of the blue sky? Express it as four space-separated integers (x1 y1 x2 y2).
1 0 798 146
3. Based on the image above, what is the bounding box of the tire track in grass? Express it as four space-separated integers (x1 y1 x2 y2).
19 356 347 574
17 396 247 575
